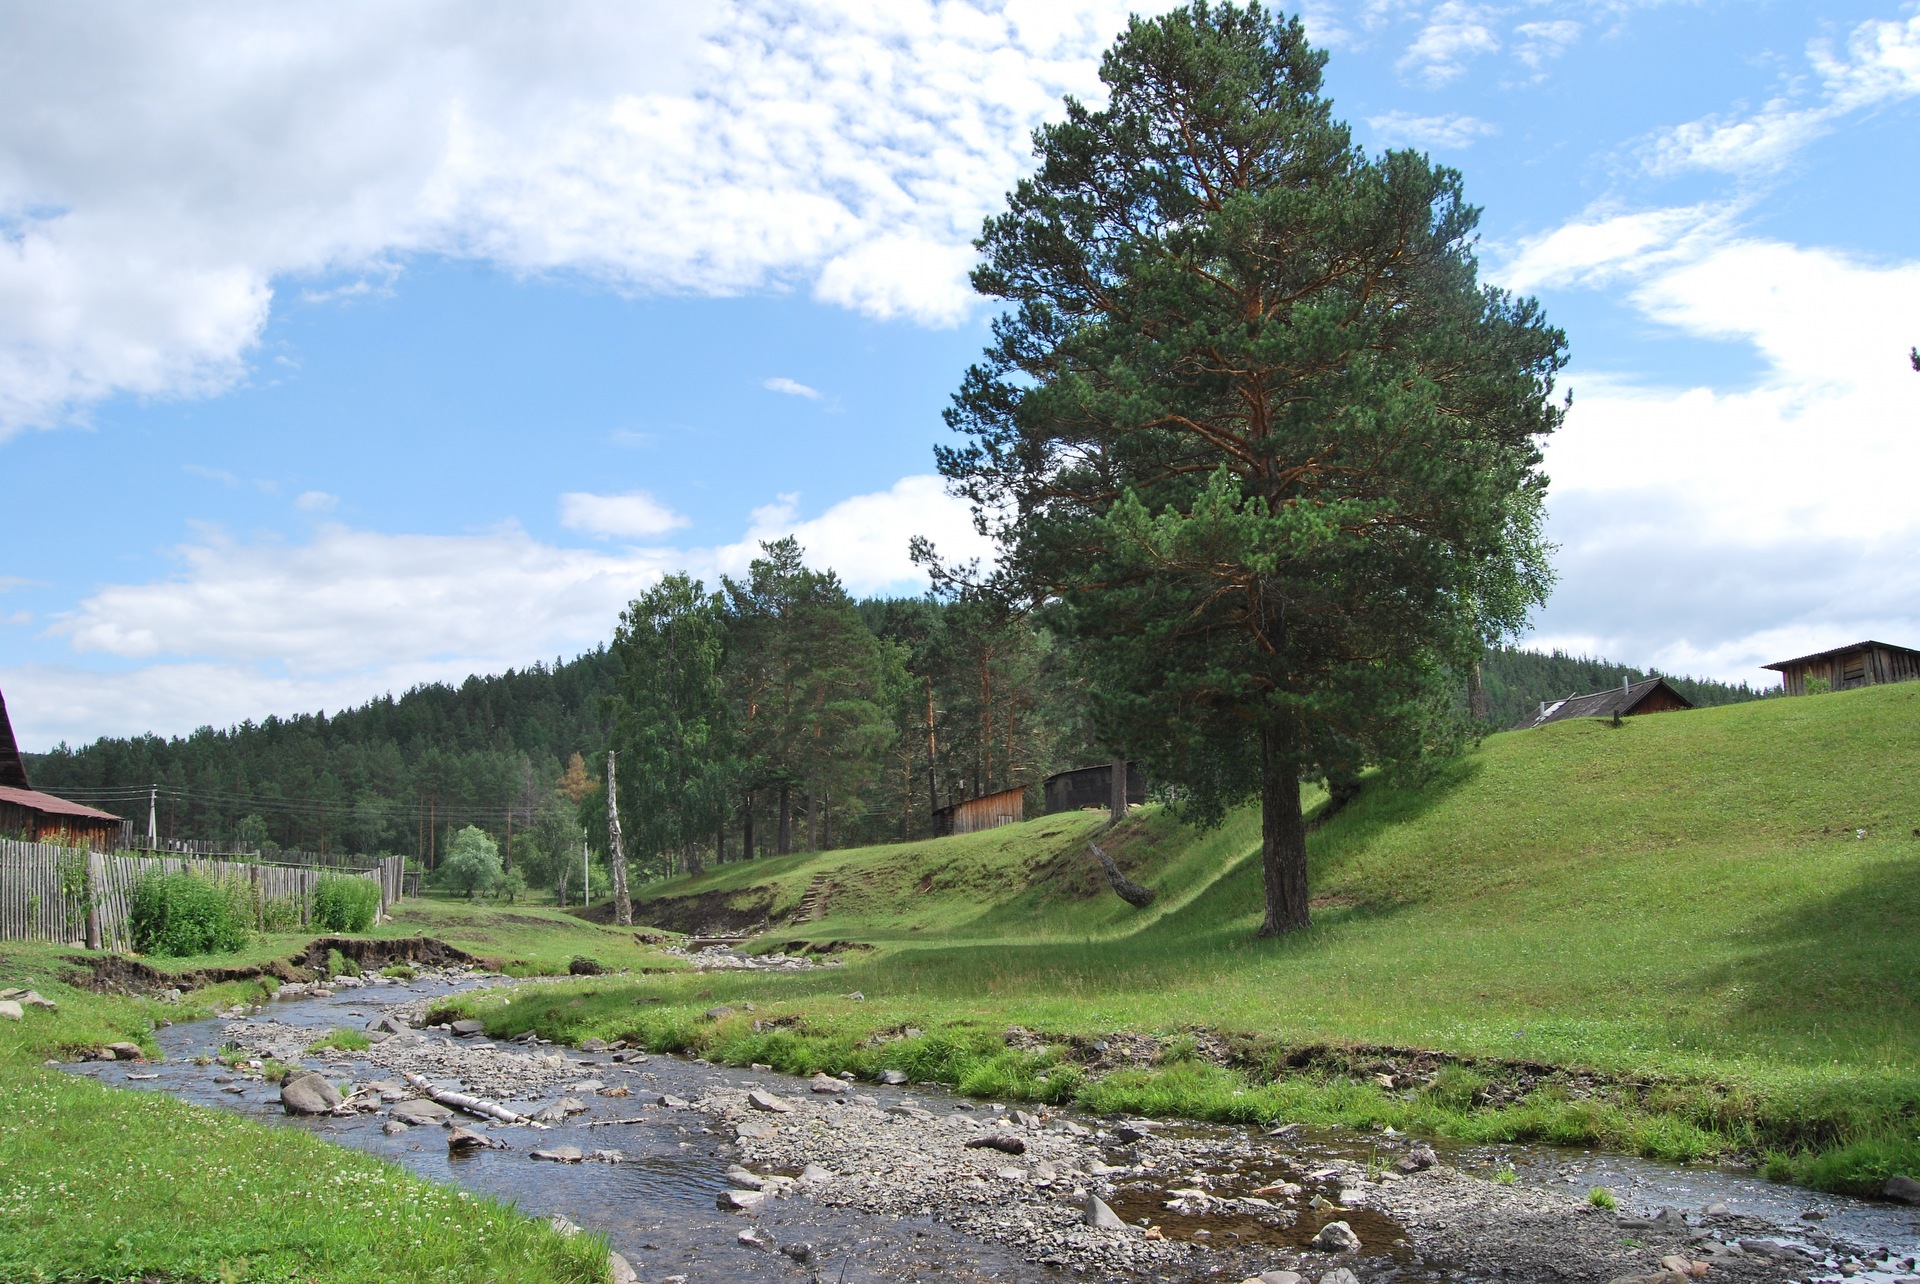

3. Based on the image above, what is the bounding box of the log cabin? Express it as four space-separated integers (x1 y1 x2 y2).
1762 640 1920 695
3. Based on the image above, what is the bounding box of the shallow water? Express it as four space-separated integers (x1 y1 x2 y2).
68 977 1920 1283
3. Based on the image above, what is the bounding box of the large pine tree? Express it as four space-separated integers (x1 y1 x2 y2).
938 2 1568 934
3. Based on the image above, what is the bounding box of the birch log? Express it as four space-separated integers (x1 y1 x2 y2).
402 1072 546 1127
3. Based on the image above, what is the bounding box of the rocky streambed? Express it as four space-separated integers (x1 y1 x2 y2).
68 971 1920 1284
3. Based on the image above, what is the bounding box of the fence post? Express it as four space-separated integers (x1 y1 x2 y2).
85 849 102 951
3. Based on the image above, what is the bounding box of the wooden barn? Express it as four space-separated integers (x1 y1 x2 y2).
1042 761 1146 815
932 785 1025 837
0 687 122 849
1512 676 1694 730
1762 641 1920 695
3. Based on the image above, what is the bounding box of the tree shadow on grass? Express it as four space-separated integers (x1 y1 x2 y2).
1697 844 1920 1063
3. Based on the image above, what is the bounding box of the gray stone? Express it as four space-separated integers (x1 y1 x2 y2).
105 1041 144 1060
607 1251 637 1284
0 1001 21 1021
1311 1221 1360 1253
367 1014 410 1035
799 1163 833 1185
1885 1174 1920 1205
656 1093 691 1108
17 990 55 1009
965 1133 1026 1155
734 1119 777 1140
549 1214 582 1237
580 1037 609 1052
566 1079 605 1093
704 1005 735 1020
781 1243 816 1265
1318 1271 1360 1284
446 1125 492 1152
1396 1143 1438 1173
1012 1109 1041 1128
531 1145 585 1163
449 1019 486 1036
877 1068 909 1085
280 1071 344 1115
748 1089 793 1113
381 1120 410 1135
1083 1193 1126 1230
390 1098 454 1126
810 1073 849 1094
717 1188 767 1211
886 1104 934 1121
1258 1273 1305 1284
727 1166 768 1190
533 1095 588 1123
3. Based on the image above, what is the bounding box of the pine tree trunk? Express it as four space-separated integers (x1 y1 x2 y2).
1257 724 1311 936
606 750 632 926
777 784 792 855
1109 755 1127 824
743 792 756 860
1467 660 1488 723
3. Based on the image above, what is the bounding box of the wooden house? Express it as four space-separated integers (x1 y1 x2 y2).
1762 641 1920 695
1042 762 1146 815
1512 676 1694 730
932 785 1025 837
0 686 121 849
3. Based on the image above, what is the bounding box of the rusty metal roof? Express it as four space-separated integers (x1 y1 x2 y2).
1760 640 1920 672
0 785 122 822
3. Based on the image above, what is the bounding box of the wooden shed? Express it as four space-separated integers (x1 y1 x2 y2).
1762 641 1920 695
1512 676 1694 730
0 686 122 849
932 785 1025 837
1042 762 1146 815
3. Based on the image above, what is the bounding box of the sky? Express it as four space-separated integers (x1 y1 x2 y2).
2 0 1917 749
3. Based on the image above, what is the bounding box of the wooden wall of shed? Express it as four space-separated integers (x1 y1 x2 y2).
946 788 1025 836
0 801 118 851
1630 687 1693 716
1779 646 1920 696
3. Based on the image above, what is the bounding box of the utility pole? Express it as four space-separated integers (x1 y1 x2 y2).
605 750 632 925
580 828 590 910
147 784 157 850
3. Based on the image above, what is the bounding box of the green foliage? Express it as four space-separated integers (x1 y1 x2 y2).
379 963 416 980
439 826 503 898
53 846 95 941
127 868 252 957
259 894 301 933
937 1 1567 931
312 874 380 932
306 1027 371 1054
1805 671 1832 695
494 867 527 903
323 947 359 978
1587 1186 1616 1209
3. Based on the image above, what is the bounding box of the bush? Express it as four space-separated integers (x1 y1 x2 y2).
128 869 252 957
260 895 302 932
439 826 503 898
312 874 379 932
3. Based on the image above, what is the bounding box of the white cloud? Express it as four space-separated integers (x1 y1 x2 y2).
762 377 822 400
15 473 992 743
294 489 338 512
558 490 690 540
1366 111 1498 150
1396 1 1500 86
0 0 1170 437
1508 208 1920 683
1512 19 1580 69
1644 10 1920 176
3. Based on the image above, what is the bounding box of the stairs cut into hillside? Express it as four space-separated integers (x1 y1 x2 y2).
791 873 832 924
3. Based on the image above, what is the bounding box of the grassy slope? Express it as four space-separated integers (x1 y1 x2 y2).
490 683 1920 1192
0 919 614 1283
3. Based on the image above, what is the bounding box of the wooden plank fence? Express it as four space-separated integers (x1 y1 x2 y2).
0 840 405 951
116 823 388 870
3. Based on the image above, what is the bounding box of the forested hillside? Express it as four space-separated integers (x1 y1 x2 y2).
23 554 1774 875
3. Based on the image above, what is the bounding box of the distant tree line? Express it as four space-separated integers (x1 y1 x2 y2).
1479 646 1771 729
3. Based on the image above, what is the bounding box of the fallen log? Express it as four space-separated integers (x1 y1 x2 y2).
1087 840 1157 908
586 1115 654 1128
402 1072 546 1127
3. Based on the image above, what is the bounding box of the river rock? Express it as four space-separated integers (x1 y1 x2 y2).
886 1104 934 1121
382 1120 409 1135
533 1096 588 1123
1885 1175 1920 1205
1604 1275 1692 1284
877 1068 909 1085
1083 1193 1126 1230
966 1133 1026 1155
727 1166 768 1190
799 1163 833 1185
580 1037 608 1052
390 1098 454 1126
1318 1271 1360 1284
280 1070 344 1114
1311 1221 1360 1252
704 1005 735 1020
531 1145 585 1163
717 1188 768 1211
367 1014 410 1035
0 1001 21 1021
105 1041 144 1060
1396 1143 1438 1172
810 1073 849 1094
1241 1273 1303 1284
607 1251 637 1284
446 1126 493 1152
18 990 55 1009
748 1089 793 1113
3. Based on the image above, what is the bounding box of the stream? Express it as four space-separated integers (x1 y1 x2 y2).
62 972 1920 1284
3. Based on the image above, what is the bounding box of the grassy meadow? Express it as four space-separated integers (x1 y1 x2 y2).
461 682 1920 1194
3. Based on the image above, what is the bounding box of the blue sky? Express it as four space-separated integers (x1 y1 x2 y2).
3 1 1917 747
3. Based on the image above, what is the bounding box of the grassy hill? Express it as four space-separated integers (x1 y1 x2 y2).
492 680 1920 1194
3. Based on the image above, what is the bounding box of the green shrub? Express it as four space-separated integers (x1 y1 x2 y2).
306 1027 371 1054
1587 1186 1616 1209
127 869 252 957
260 894 301 932
312 874 379 932
380 963 417 980
323 947 359 978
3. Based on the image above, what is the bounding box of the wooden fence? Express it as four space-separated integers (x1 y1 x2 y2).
0 840 405 951
115 823 388 870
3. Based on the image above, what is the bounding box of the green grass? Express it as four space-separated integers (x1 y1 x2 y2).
476 683 1920 1195
0 1063 608 1283
0 928 615 1282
